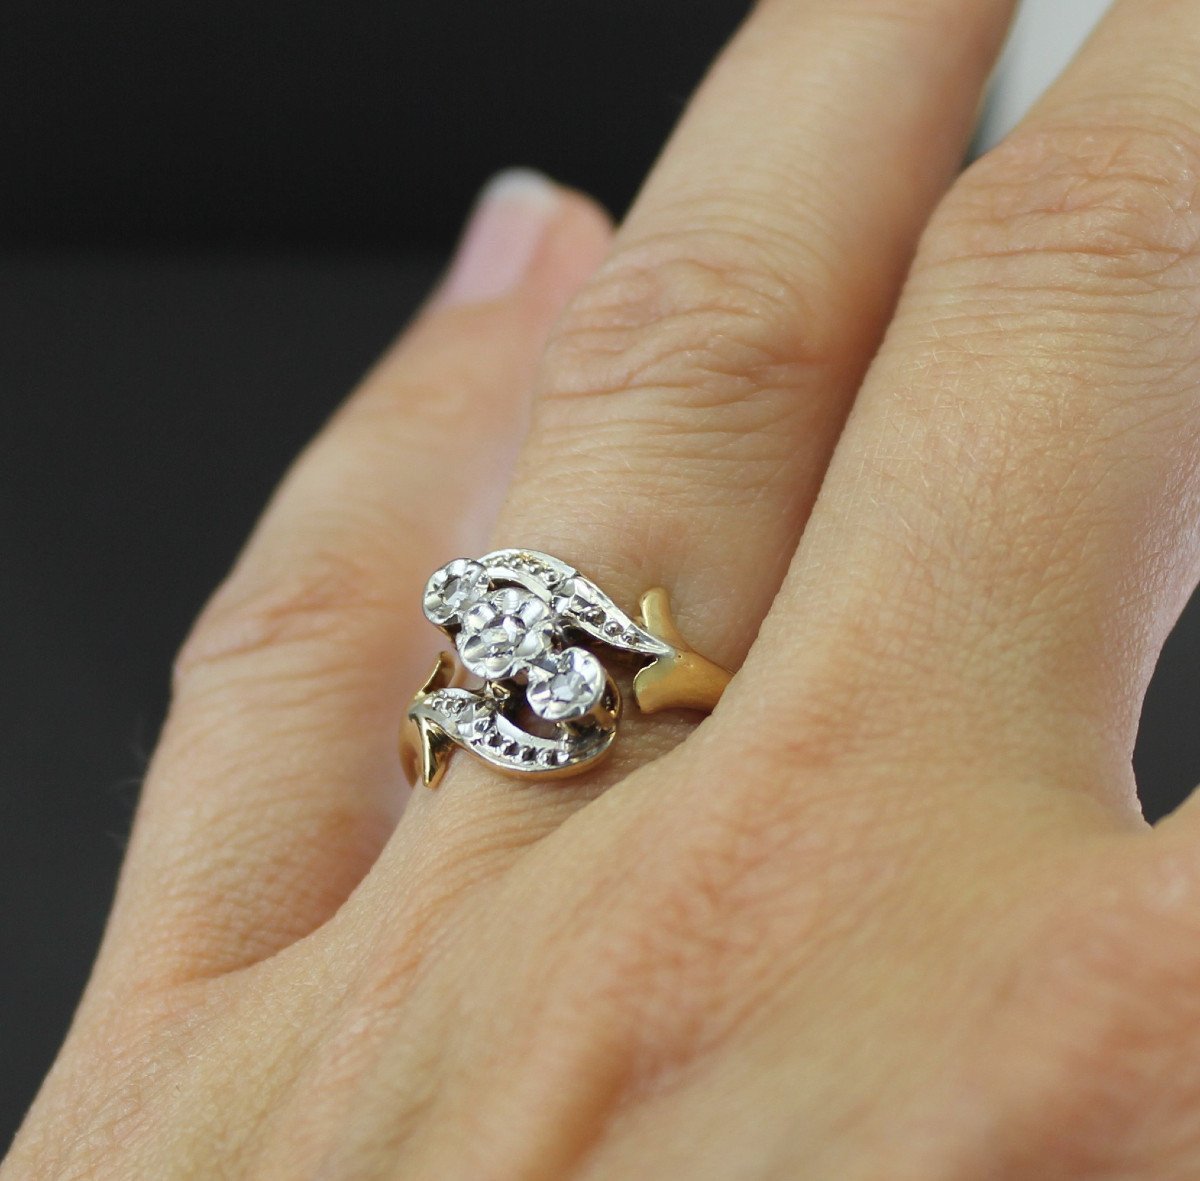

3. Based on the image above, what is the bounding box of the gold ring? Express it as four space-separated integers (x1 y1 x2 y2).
400 549 731 788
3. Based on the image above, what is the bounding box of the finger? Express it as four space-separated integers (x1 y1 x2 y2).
398 0 1019 844
760 0 1200 815
101 175 613 985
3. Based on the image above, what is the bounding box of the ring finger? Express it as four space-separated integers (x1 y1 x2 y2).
401 0 1019 847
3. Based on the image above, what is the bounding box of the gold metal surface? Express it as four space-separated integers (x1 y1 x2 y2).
399 652 457 789
633 587 732 715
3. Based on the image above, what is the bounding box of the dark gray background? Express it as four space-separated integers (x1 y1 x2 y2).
2 0 1197 1152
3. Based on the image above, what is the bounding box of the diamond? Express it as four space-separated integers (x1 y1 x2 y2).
456 587 555 679
424 559 489 626
527 647 605 722
456 698 493 738
550 578 592 619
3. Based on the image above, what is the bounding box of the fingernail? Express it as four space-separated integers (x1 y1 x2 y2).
434 169 561 307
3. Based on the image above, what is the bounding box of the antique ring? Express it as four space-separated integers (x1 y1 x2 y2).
400 549 732 788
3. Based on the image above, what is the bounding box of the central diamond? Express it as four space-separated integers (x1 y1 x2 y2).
457 587 555 679
527 647 605 721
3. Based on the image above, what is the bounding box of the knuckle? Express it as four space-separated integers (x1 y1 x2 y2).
933 116 1200 286
537 227 828 425
173 546 395 693
1057 852 1200 1031
993 854 1200 1171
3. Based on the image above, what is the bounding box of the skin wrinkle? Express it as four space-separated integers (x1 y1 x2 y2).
537 252 828 419
537 387 813 456
936 123 1200 273
174 556 408 691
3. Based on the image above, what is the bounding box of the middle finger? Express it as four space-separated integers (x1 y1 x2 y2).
761 0 1200 818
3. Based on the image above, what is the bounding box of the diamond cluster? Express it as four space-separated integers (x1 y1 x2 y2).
423 557 606 719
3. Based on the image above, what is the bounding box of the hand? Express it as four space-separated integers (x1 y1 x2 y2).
9 0 1200 1176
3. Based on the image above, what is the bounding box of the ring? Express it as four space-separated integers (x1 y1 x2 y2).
400 549 732 788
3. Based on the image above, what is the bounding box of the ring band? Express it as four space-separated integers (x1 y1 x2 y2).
400 549 732 788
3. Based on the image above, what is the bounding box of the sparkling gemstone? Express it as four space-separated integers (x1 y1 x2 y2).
424 559 489 625
456 587 555 679
527 647 605 722
550 578 592 620
456 699 493 738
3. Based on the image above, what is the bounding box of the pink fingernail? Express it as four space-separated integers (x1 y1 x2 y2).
434 169 561 306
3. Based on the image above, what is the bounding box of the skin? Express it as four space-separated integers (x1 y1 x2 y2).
8 0 1200 1175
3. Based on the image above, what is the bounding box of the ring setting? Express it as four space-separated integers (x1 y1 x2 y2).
401 549 732 788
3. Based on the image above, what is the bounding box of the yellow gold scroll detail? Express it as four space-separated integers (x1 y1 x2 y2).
633 588 732 715
399 652 458 790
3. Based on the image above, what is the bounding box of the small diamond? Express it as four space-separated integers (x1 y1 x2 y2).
457 699 493 738
603 620 623 638
527 647 605 722
551 578 592 619
457 587 555 679
549 578 597 624
424 559 489 626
